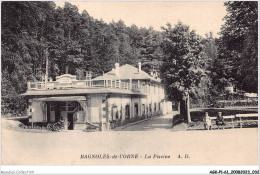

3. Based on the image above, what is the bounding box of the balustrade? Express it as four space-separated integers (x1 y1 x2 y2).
27 79 147 94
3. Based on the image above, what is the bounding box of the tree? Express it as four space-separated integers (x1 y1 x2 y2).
1 1 56 114
219 1 258 92
160 22 205 123
196 32 219 106
140 27 163 75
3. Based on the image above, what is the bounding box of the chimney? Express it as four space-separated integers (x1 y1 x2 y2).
86 71 92 80
65 66 69 74
138 62 141 73
115 63 120 77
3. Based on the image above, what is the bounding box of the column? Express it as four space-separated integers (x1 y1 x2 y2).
106 98 111 129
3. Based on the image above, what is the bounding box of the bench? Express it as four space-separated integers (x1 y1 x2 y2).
235 113 258 128
210 115 235 129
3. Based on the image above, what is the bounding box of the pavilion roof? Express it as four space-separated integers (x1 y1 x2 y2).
93 64 161 82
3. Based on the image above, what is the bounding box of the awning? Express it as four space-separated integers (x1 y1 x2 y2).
34 96 86 102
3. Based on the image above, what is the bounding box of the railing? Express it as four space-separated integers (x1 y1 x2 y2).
27 80 147 94
210 113 258 129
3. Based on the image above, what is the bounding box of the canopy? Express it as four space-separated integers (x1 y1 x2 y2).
34 96 86 102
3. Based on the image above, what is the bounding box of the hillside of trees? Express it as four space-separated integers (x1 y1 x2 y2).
1 1 257 115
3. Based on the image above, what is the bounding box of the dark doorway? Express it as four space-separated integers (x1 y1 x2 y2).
67 113 74 130
54 102 61 122
47 102 50 122
134 103 138 116
125 104 130 120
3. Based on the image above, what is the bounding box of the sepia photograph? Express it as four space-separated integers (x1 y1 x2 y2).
1 0 259 174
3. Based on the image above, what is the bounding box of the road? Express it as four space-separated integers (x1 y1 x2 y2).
1 115 258 166
116 112 175 131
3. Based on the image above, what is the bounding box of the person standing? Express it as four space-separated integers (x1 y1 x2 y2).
203 112 211 130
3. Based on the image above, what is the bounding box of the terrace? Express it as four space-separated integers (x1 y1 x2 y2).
27 74 148 94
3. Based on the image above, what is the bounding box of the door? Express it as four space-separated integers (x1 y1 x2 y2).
67 113 74 130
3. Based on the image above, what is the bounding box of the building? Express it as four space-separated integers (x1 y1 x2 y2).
21 62 172 130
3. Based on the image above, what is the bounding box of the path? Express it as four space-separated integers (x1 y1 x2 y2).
117 112 177 131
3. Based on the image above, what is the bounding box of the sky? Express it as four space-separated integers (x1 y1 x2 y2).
55 1 227 37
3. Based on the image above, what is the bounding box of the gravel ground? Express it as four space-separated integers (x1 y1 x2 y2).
1 115 258 165
2 118 51 133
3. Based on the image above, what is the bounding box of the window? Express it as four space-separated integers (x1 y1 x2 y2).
125 104 130 118
28 102 32 108
50 103 56 111
60 102 66 111
50 106 55 111
78 102 83 111
142 104 145 114
68 102 76 111
154 103 156 112
116 111 119 120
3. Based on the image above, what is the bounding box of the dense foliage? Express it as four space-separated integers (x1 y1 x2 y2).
216 1 258 93
1 1 258 115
